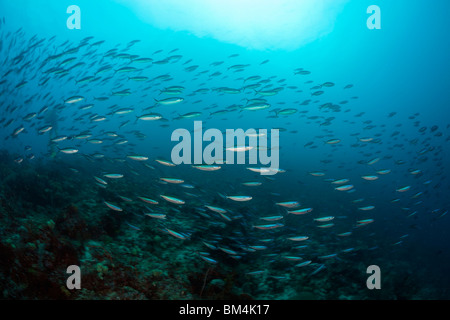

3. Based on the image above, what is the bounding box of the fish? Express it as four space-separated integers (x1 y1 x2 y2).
200 256 218 264
241 103 271 111
115 66 138 73
155 159 176 167
331 179 350 185
226 196 252 202
357 219 375 225
314 216 335 222
59 147 79 154
295 261 312 267
361 175 379 181
51 135 68 142
113 108 134 115
23 112 37 121
192 165 221 171
103 173 124 179
218 247 238 255
367 158 380 165
325 139 341 145
253 223 284 230
128 76 149 81
247 167 275 174
335 185 354 191
145 213 166 220
319 254 338 260
260 216 284 221
104 201 123 212
317 223 334 228
160 177 184 184
287 236 309 241
241 182 262 187
94 176 108 185
65 96 85 104
358 206 375 211
38 126 53 134
125 222 141 230
276 201 300 208
160 195 185 205
288 208 313 215
282 256 303 261
154 97 184 105
165 229 189 240
126 155 149 161
396 186 411 192
137 197 159 205
309 172 326 177
178 112 202 119
225 146 254 152
205 205 227 214
217 212 232 222
2 19 446 300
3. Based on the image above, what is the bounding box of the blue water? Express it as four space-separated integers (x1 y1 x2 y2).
0 0 449 299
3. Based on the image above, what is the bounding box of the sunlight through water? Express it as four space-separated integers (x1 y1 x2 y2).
117 0 349 50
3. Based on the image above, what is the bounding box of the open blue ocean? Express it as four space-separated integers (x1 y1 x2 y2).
0 0 449 300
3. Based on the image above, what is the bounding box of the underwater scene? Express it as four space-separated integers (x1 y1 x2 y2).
0 0 449 300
